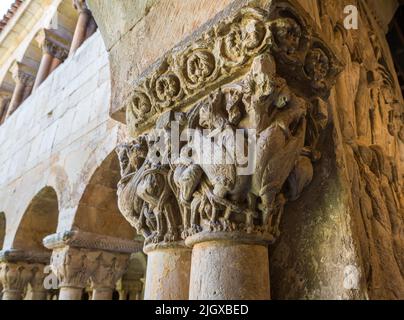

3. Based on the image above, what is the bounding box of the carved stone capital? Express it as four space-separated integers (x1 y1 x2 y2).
36 29 70 61
116 1 343 250
10 62 35 86
90 252 129 290
50 246 100 289
0 262 34 294
0 249 51 264
43 229 142 254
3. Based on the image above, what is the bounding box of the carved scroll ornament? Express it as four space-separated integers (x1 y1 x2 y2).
117 1 343 250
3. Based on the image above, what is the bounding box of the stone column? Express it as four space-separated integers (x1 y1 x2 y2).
187 235 270 300
144 246 191 300
32 51 53 90
90 252 129 300
69 0 92 57
44 230 142 300
34 29 69 90
6 63 35 118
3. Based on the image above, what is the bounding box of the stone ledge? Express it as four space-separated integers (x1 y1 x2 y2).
43 229 143 254
0 249 51 264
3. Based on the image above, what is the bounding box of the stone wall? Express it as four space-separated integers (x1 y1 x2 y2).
0 31 126 248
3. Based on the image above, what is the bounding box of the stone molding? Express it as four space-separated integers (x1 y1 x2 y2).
124 0 343 135
43 229 142 254
0 249 51 264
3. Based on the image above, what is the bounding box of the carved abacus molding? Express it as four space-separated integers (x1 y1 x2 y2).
125 1 343 135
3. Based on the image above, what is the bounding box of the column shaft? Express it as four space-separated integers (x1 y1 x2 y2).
189 241 270 300
33 52 53 90
49 57 63 73
144 247 191 300
69 9 91 56
92 288 113 300
6 81 26 117
59 287 83 300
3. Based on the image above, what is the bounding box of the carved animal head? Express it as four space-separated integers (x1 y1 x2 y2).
243 53 276 103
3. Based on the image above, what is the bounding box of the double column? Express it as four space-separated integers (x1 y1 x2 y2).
5 62 35 118
44 230 142 300
33 29 69 90
0 250 50 300
69 0 97 57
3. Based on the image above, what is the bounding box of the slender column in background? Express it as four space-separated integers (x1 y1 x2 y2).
0 92 12 124
69 0 92 57
5 62 35 118
33 29 70 90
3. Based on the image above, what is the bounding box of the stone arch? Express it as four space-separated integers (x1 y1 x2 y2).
73 152 135 239
19 37 42 78
12 187 59 251
0 212 5 250
48 0 80 47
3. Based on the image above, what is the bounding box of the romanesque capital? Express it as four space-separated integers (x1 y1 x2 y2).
44 230 141 289
10 62 35 86
0 250 50 298
35 29 70 61
116 1 343 250
29 264 48 295
0 262 33 295
49 246 99 289
90 252 129 290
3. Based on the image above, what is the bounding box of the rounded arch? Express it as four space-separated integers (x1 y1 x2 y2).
73 152 135 239
13 187 59 251
19 38 41 77
48 0 79 46
0 212 5 250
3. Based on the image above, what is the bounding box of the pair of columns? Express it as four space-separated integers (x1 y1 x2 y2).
43 230 142 300
0 250 50 300
69 0 97 57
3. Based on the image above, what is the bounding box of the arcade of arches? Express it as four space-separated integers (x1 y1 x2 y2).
0 0 403 300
